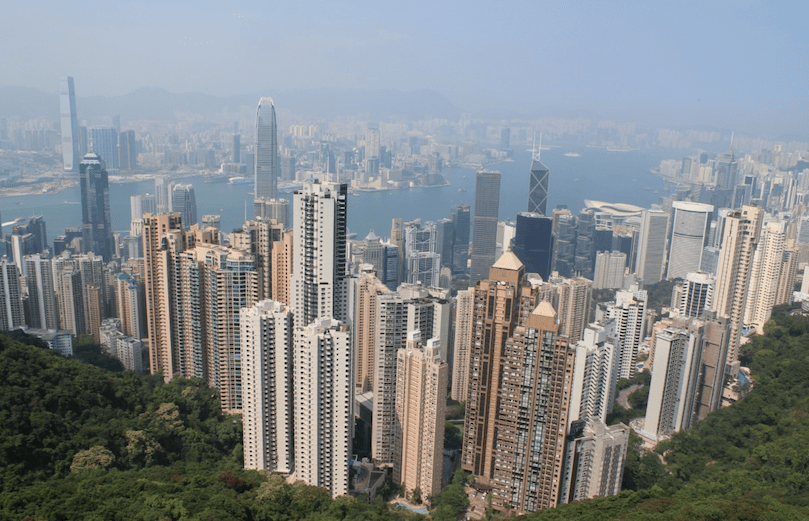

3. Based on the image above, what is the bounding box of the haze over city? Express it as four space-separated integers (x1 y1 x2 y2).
2 1 808 137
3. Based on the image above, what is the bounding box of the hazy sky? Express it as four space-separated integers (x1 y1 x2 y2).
3 1 808 132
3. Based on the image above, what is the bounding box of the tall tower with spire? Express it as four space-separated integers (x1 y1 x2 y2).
527 133 549 215
254 97 278 200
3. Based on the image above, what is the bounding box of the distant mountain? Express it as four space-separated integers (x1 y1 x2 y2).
0 85 462 122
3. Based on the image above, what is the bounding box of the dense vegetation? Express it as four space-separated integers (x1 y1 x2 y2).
5 305 809 519
0 333 414 520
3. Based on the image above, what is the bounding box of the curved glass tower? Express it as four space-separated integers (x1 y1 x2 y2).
254 97 278 200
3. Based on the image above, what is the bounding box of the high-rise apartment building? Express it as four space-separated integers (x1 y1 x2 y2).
290 180 348 327
294 317 352 498
54 265 84 337
469 171 501 285
353 270 390 394
0 256 24 331
255 97 278 200
559 420 629 504
241 300 294 474
635 209 669 285
490 301 575 512
712 205 763 369
666 201 713 280
393 332 448 500
597 284 647 380
114 272 144 340
24 255 58 330
59 76 80 172
511 212 553 280
79 153 114 261
672 271 714 318
744 220 785 334
539 272 593 344
450 288 474 402
568 321 619 426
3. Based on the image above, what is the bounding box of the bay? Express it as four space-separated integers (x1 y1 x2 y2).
2 147 676 246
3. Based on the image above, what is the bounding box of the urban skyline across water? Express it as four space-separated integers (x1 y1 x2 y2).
3 146 675 246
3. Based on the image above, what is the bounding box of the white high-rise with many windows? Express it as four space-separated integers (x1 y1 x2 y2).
241 300 294 474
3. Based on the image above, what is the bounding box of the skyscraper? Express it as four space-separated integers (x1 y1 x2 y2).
511 212 554 279
88 127 120 172
469 170 501 285
712 205 763 369
171 184 198 227
635 209 669 285
559 420 629 504
255 97 278 200
59 76 80 172
24 254 58 330
290 180 349 327
527 146 549 215
598 284 647 380
393 332 447 500
744 220 785 334
450 288 474 402
294 317 352 498
666 201 713 280
450 203 470 274
79 153 113 261
241 300 294 474
0 256 24 331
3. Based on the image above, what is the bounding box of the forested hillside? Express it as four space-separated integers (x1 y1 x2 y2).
4 307 809 519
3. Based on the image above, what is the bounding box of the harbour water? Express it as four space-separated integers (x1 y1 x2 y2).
2 147 675 246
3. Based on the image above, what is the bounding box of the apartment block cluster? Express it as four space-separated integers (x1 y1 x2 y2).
4 79 809 515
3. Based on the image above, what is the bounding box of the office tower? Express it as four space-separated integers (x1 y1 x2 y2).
88 127 120 171
527 147 549 216
171 184 198 227
118 130 137 171
490 301 575 512
0 256 24 331
598 284 647 380
593 251 627 290
574 209 596 279
713 144 737 208
154 178 172 213
353 270 389 393
673 271 714 318
500 127 511 150
11 216 48 255
79 153 113 261
130 194 156 235
393 332 448 500
23 255 58 330
450 288 474 402
404 220 441 287
233 133 241 164
241 300 294 474
744 220 785 334
552 211 577 276
435 218 455 270
568 322 619 426
254 197 290 228
291 180 349 327
59 77 80 172
496 220 516 259
635 209 669 285
559 420 629 504
666 202 714 279
55 265 85 337
294 317 352 498
371 284 451 465
365 125 381 159
463 253 535 482
450 203 470 274
255 97 278 200
511 212 553 279
712 206 763 369
469 170 501 285
612 226 635 268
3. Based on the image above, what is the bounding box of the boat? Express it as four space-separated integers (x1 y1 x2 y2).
564 152 581 157
574 178 579 182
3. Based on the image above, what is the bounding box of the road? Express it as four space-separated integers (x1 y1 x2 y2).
617 384 642 409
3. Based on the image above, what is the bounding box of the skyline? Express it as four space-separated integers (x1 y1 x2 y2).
1 2 808 138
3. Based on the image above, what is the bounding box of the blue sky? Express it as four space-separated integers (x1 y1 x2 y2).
2 1 807 133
